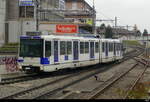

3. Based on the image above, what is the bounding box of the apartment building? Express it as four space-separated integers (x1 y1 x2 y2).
65 0 96 34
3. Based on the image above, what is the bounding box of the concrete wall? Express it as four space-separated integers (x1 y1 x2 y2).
65 0 92 10
8 20 36 43
8 21 20 43
6 0 19 20
0 0 6 45
22 20 36 35
39 23 56 33
65 0 83 10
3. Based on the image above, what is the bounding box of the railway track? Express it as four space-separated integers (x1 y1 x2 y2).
0 74 38 85
0 72 66 85
0 46 144 99
88 59 149 99
87 50 148 99
31 47 145 99
124 61 149 99
52 47 145 99
88 64 139 99
0 61 121 99
60 63 140 99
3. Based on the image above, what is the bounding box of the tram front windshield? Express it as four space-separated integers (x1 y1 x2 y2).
20 39 43 57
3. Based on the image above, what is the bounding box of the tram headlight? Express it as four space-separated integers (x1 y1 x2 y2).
17 65 22 70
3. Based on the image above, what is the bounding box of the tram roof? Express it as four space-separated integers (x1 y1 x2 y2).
41 35 99 40
20 35 121 42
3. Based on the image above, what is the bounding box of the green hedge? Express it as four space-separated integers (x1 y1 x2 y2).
4 43 19 46
0 43 18 53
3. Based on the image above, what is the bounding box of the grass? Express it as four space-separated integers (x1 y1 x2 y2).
123 40 141 46
116 82 150 99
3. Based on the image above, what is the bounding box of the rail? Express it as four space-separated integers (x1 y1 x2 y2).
88 63 138 99
124 59 149 99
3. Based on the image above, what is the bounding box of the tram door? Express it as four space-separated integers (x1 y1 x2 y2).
54 41 59 63
73 41 79 60
105 42 108 57
90 42 95 59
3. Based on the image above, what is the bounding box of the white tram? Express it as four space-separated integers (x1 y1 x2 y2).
17 35 123 73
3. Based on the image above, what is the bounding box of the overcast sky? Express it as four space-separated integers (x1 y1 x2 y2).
85 0 150 33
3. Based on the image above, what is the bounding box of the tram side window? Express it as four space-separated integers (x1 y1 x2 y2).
102 42 105 52
115 43 117 51
119 43 121 51
109 43 111 52
80 42 84 54
112 43 114 52
119 43 120 51
95 42 99 53
118 43 119 51
45 41 51 57
114 43 116 51
117 43 120 51
60 41 66 55
85 42 89 53
121 43 123 51
109 43 113 52
116 43 118 51
91 42 94 50
67 41 72 55
120 43 122 51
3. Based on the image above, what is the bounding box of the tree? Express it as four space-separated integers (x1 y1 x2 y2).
136 30 141 36
97 23 106 35
99 23 106 30
143 29 148 36
105 25 113 38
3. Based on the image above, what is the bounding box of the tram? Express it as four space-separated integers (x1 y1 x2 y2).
17 34 123 73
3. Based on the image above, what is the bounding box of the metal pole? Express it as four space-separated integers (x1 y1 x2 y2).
36 0 39 31
115 17 117 28
147 34 148 57
34 0 39 31
92 0 96 34
0 75 1 82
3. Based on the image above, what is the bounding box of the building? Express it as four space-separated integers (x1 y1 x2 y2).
0 0 6 45
97 26 138 39
4 0 95 43
39 0 65 21
65 0 96 34
6 0 65 43
39 0 96 35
